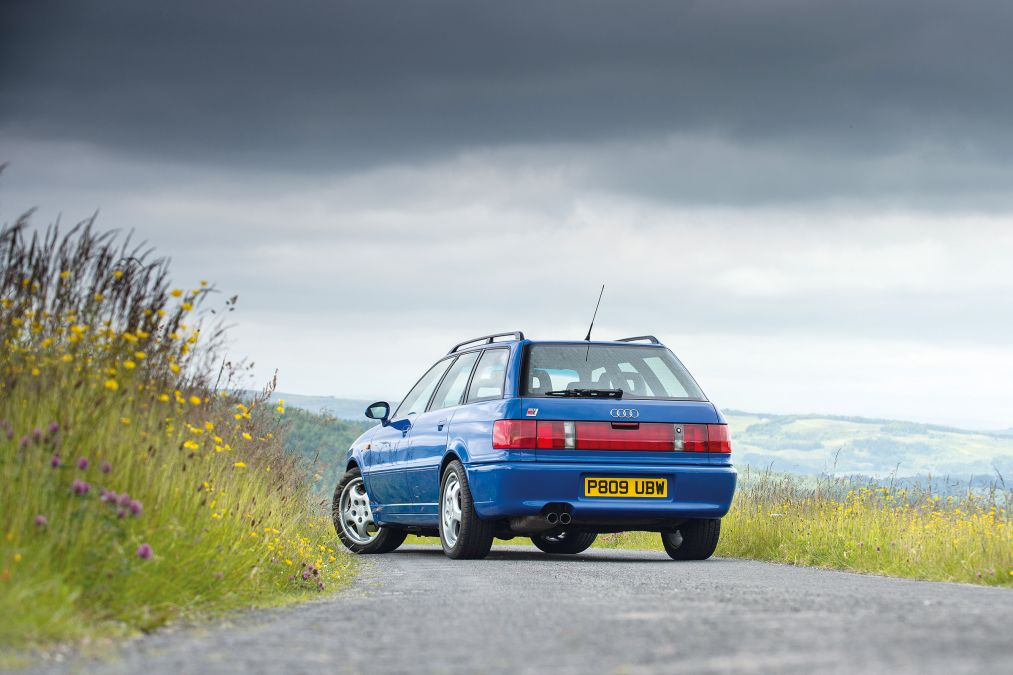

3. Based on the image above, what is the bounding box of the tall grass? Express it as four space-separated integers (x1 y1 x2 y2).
597 468 1013 585
0 214 350 648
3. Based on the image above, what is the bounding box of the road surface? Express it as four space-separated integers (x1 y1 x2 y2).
28 545 1013 674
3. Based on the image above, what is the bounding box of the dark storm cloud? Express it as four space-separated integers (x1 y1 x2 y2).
4 0 1013 202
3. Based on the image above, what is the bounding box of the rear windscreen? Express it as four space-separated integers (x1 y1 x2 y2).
521 344 706 400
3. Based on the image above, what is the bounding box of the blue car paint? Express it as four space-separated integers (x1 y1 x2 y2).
347 338 736 529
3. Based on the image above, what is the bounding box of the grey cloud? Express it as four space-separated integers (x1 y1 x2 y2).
4 1 1013 206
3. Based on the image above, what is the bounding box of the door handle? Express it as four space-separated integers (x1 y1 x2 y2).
437 419 448 431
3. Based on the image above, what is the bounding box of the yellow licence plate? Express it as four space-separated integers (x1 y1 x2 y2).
584 477 668 498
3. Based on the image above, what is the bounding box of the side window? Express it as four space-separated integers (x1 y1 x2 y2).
466 349 509 403
430 351 480 411
393 358 453 418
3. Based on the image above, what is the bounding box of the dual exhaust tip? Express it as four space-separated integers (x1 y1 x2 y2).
545 512 572 526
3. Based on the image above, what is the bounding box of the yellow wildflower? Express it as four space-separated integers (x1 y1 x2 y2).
242 432 252 441
104 379 119 391
234 461 246 468
158 393 169 402
120 417 130 425
183 440 200 450
61 354 73 362
135 350 147 360
170 288 183 298
123 360 136 370
181 302 193 311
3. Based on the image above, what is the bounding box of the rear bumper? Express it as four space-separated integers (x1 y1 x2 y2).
467 460 737 521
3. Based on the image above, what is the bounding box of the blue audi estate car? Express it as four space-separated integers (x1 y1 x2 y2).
332 332 736 560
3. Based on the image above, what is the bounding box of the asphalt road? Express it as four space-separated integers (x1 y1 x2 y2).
29 544 1013 675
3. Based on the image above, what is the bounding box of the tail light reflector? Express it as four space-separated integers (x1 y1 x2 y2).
574 422 675 451
493 420 731 453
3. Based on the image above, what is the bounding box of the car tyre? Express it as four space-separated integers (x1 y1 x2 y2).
531 530 597 554
661 518 720 560
332 467 407 554
439 460 494 559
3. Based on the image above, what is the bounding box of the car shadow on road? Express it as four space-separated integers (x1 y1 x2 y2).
394 545 734 564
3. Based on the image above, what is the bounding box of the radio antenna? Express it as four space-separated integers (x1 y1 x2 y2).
584 285 604 341
584 285 605 361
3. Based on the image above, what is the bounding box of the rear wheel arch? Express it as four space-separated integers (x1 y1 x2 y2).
439 451 462 479
345 458 360 473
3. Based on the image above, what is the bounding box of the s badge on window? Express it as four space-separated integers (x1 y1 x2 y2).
526 408 539 417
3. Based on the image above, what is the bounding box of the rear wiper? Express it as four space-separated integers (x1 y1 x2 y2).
545 388 624 399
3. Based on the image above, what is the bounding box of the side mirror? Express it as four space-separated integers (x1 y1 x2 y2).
365 401 390 426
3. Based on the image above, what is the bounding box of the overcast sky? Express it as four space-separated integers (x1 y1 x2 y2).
3 0 1013 429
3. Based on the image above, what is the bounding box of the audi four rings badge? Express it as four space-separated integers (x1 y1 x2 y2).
609 409 640 418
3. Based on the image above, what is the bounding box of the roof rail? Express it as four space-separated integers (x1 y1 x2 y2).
448 331 525 355
615 335 661 345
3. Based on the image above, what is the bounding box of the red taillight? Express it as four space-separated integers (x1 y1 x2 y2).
682 424 732 453
707 424 732 454
492 420 536 449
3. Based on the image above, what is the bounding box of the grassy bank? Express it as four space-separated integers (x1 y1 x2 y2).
595 468 1013 586
0 218 351 650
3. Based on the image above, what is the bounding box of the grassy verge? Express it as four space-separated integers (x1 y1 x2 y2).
596 469 1013 586
0 217 352 650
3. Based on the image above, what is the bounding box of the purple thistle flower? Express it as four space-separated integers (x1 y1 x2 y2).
34 515 48 527
128 499 143 516
317 581 325 591
32 427 43 443
50 453 61 468
117 493 131 507
100 461 112 474
48 422 60 436
302 569 312 580
77 457 89 470
20 436 30 449
117 509 127 519
71 479 91 495
136 543 153 560
100 488 118 503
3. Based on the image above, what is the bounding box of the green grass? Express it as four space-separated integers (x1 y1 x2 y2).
0 219 352 649
594 469 1013 585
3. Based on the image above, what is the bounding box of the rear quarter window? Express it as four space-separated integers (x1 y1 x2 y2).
466 348 509 403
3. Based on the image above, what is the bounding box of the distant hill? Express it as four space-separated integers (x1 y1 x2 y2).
723 410 1013 479
269 392 379 420
273 393 1013 479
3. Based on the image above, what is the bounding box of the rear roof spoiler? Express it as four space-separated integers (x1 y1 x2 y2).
615 335 661 345
448 331 525 354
